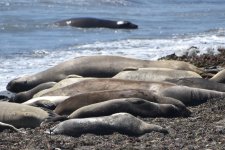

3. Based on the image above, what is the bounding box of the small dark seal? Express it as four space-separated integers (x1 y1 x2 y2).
55 17 138 29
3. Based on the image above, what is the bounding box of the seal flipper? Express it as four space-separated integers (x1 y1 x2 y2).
0 122 25 133
43 115 68 124
29 100 56 110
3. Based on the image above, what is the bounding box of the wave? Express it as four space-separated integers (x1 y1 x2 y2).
1 32 224 91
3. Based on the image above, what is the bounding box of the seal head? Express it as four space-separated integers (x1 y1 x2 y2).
116 21 138 29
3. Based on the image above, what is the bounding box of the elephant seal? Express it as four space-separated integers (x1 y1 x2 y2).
165 78 225 92
68 98 191 118
48 113 168 137
0 102 55 128
113 68 201 82
55 17 138 29
210 69 225 83
0 122 22 132
0 90 15 100
54 89 187 115
34 77 93 98
7 55 202 92
12 82 56 103
22 96 70 110
39 78 176 97
160 86 225 106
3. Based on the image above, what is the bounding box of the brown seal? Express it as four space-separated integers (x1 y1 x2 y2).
7 55 202 92
210 69 225 83
68 98 191 118
12 82 56 103
38 78 176 97
54 89 186 115
0 102 55 128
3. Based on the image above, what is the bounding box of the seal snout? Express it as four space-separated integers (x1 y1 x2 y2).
6 79 20 93
117 21 138 29
7 77 31 93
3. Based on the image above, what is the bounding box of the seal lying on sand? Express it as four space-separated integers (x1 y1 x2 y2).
38 78 176 97
160 86 225 106
12 82 56 103
33 77 93 98
68 98 191 118
54 89 187 115
55 17 138 29
7 55 202 92
165 78 225 92
210 69 225 83
0 102 55 128
48 113 168 137
113 68 201 82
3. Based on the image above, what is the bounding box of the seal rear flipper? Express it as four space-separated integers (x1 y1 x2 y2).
0 122 25 133
41 115 68 126
29 100 56 110
33 105 63 125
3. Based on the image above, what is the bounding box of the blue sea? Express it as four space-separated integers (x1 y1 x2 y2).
0 0 225 91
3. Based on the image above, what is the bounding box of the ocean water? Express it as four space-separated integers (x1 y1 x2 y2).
0 0 225 91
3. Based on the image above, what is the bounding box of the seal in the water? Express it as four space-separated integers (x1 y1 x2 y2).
12 82 56 103
55 17 138 29
0 102 55 128
7 55 202 92
68 98 191 118
54 89 187 115
48 113 168 137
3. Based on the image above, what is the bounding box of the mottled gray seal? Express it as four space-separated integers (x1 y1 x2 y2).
68 98 191 118
7 55 202 92
210 69 225 83
113 68 202 82
48 113 168 137
54 89 186 115
55 17 138 29
0 102 55 128
12 82 56 103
